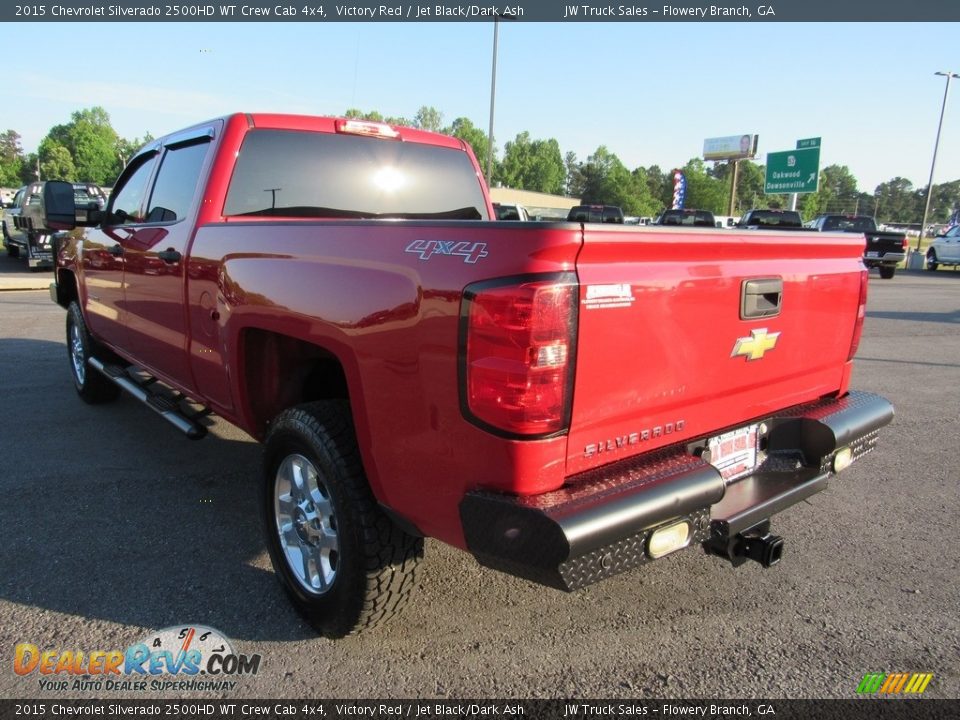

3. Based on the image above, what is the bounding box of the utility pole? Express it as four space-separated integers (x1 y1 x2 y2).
486 16 499 187
727 160 739 216
917 71 959 250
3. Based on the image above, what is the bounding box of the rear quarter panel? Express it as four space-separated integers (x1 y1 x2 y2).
186 220 582 547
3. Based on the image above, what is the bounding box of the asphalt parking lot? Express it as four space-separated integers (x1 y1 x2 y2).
0 263 957 701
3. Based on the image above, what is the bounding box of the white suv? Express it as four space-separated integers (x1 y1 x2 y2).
927 226 960 270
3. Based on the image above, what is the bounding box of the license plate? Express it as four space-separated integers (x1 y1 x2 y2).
707 424 760 482
866 251 880 258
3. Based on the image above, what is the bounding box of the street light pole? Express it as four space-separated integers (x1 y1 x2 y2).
917 71 959 251
486 16 499 187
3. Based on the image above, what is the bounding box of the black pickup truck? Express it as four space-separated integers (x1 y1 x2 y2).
806 214 907 279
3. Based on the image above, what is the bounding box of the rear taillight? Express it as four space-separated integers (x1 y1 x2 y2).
460 275 577 437
848 269 868 361
902 236 909 251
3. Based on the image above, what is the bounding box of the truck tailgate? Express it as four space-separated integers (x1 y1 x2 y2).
567 225 866 476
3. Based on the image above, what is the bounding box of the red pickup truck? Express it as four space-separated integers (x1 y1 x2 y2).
41 113 893 637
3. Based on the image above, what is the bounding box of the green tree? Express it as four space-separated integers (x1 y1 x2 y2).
801 164 860 216
497 132 566 195
446 117 490 177
0 130 24 187
629 166 665 217
116 132 155 169
641 165 673 209
344 108 412 128
680 158 726 214
46 107 122 184
927 179 960 223
872 178 918 223
711 159 771 214
573 146 658 216
565 151 583 197
413 106 443 132
344 108 384 121
20 153 39 184
38 138 76 181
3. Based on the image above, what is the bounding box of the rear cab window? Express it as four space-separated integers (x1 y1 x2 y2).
224 130 489 220
822 216 874 232
743 210 803 228
660 210 715 227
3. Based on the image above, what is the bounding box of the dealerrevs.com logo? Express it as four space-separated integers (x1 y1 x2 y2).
14 625 261 693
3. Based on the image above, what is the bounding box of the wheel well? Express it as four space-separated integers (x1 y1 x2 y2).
242 328 349 437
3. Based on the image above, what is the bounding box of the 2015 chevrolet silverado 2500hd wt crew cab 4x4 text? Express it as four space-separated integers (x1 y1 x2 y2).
40 114 894 637
806 214 908 279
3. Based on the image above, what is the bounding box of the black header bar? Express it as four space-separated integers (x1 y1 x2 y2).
4 0 960 22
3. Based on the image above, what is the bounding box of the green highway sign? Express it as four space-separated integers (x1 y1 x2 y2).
796 137 821 149
765 147 820 194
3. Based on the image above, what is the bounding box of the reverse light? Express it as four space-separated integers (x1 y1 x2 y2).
833 447 854 473
461 275 577 437
647 520 692 559
848 269 869 361
334 119 401 139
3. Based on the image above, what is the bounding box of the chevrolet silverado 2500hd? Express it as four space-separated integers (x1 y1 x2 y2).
41 113 893 637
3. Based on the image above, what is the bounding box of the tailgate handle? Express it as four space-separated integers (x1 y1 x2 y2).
741 278 782 319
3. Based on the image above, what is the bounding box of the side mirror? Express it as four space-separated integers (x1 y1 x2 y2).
41 181 77 231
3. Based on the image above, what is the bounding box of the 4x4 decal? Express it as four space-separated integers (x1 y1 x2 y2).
404 240 489 264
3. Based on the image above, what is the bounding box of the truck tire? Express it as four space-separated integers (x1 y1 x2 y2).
879 266 896 279
262 400 423 637
926 250 939 271
66 302 120 404
6 244 18 258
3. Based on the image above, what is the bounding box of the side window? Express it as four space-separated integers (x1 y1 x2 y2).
109 154 158 225
146 140 210 224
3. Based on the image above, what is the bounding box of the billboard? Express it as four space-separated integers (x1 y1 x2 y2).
703 134 758 161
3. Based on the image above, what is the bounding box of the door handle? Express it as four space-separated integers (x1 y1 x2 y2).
108 244 124 257
157 249 182 264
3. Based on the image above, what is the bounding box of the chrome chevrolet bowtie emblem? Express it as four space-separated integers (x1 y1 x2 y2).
732 328 780 361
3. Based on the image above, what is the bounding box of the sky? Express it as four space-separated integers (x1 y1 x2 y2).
5 21 960 193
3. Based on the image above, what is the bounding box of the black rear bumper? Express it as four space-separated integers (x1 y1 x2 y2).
460 391 894 591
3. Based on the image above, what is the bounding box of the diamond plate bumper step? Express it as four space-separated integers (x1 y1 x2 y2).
460 391 893 591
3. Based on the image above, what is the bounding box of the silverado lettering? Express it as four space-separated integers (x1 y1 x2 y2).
585 420 687 458
41 112 893 638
